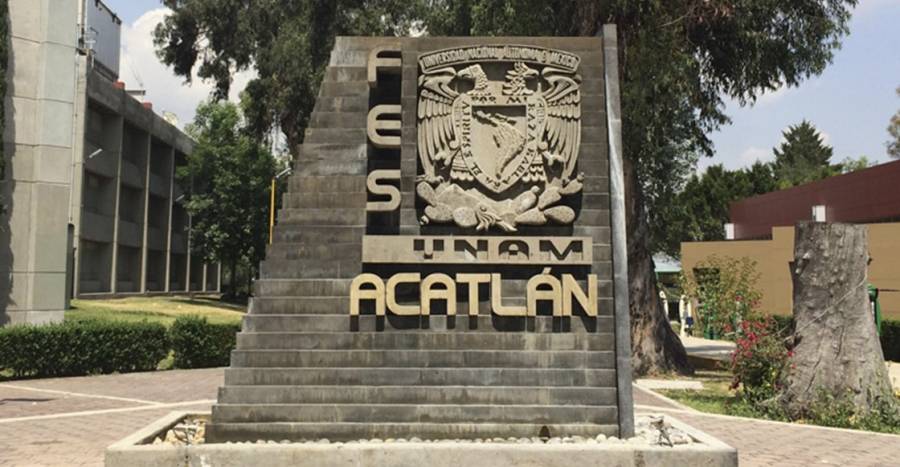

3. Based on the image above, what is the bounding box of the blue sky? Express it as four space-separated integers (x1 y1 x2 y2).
107 0 900 170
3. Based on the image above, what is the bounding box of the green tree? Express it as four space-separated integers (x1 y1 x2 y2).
154 0 856 375
772 120 838 188
154 1 422 151
181 100 276 296
660 162 776 259
838 155 870 174
887 87 900 159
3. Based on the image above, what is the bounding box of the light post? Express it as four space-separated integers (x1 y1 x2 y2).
269 167 292 244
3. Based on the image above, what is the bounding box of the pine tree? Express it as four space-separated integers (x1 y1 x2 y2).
887 87 900 159
772 120 837 188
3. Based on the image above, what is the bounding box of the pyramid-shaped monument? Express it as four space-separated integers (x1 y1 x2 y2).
207 32 634 442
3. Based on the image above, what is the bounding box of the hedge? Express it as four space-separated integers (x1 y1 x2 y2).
770 315 900 362
882 320 900 362
169 316 241 369
0 320 169 378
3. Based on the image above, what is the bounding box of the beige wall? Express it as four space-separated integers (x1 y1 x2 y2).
681 223 900 321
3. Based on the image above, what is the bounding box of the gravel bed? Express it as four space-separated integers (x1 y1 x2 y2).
153 414 696 448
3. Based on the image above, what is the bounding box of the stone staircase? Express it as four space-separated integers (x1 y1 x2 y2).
206 38 620 443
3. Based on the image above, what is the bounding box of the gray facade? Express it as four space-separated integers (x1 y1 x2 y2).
2 0 219 326
70 62 221 298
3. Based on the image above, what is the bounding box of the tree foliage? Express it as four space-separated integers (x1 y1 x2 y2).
154 0 856 374
154 0 422 151
180 100 275 295
659 163 776 259
888 87 900 159
838 155 869 174
772 120 838 188
659 144 867 260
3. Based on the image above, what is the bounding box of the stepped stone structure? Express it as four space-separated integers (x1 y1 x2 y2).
208 30 634 442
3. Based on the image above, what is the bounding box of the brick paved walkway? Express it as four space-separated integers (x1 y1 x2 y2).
0 369 220 467
0 368 897 466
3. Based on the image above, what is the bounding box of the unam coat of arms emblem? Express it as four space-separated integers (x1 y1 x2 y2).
416 45 584 232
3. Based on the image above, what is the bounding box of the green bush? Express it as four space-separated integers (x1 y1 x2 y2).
0 320 169 378
730 317 790 410
882 319 900 362
804 388 900 434
169 316 240 368
770 314 794 335
681 255 763 340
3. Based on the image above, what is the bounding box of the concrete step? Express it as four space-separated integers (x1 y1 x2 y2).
303 128 367 144
312 95 369 113
258 259 360 279
284 192 367 209
224 367 617 387
323 66 367 82
212 403 617 425
307 111 367 129
235 331 615 351
317 80 369 97
241 314 614 333
252 279 351 297
206 421 618 443
270 226 364 244
217 385 617 406
276 208 366 226
293 158 369 177
263 243 361 261
228 350 615 369
294 142 368 176
287 175 366 193
249 297 351 315
296 142 367 161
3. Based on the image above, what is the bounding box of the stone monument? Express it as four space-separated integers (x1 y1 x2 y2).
206 30 634 442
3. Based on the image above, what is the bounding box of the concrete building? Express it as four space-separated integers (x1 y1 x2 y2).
2 0 220 326
682 159 900 320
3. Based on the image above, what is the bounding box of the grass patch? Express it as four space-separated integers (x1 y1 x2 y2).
66 295 244 327
660 370 900 434
660 371 770 418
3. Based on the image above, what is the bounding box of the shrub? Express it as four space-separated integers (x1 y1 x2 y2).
729 317 790 408
881 319 900 362
0 320 169 378
770 314 794 336
804 388 900 434
169 316 240 368
682 255 763 340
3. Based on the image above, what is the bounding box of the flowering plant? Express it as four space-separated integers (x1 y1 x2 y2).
681 255 763 339
729 317 791 405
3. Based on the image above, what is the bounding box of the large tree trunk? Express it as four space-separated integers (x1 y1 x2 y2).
624 158 692 376
781 222 894 416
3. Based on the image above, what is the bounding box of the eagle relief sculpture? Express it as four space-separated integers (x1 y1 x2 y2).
416 45 584 232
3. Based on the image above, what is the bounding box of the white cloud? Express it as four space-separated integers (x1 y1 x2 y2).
739 146 773 165
119 8 255 129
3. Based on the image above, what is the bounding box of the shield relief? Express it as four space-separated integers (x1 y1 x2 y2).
417 45 583 231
